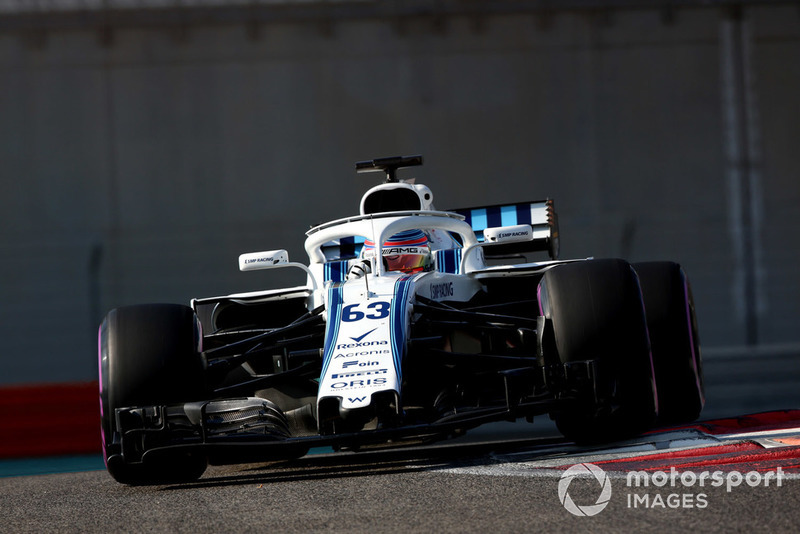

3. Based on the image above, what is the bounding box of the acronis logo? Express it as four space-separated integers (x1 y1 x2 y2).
335 340 388 350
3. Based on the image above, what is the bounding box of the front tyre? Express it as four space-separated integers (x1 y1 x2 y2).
634 262 704 425
539 259 658 443
98 304 207 484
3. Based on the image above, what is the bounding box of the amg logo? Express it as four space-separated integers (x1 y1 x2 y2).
332 369 388 379
336 340 389 350
383 247 425 255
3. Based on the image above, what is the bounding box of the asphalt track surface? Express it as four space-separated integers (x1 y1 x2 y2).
3 415 800 533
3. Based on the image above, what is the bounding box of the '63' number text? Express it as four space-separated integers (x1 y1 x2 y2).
341 301 390 322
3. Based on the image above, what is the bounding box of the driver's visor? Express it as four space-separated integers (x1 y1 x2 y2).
384 254 428 273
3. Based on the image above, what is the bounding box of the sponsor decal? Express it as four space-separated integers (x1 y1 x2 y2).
429 282 454 300
342 360 380 368
348 396 367 403
332 369 388 379
330 378 388 389
350 327 378 343
333 350 390 358
382 246 427 255
498 231 530 239
335 340 389 350
244 256 280 264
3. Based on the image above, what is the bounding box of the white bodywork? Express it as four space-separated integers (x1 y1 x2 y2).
224 181 558 424
316 270 483 412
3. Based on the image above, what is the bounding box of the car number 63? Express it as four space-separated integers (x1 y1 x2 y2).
342 301 390 322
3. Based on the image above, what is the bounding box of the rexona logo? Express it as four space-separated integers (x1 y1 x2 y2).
558 463 613 517
350 328 377 343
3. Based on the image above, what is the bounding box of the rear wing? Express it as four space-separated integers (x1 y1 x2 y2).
449 199 559 259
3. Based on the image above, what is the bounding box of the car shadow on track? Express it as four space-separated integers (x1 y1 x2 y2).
155 436 568 491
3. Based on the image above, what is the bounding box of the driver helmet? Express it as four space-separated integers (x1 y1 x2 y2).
363 229 432 273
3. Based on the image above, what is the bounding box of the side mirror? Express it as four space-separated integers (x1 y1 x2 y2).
483 224 534 244
238 250 290 271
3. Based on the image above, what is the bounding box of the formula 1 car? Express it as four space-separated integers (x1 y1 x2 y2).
98 155 704 484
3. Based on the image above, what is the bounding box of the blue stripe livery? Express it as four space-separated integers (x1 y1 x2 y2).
453 202 543 242
319 285 344 382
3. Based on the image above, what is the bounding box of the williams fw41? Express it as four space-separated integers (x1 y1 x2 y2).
99 155 704 484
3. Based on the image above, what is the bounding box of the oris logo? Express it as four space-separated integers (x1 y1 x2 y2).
330 378 388 389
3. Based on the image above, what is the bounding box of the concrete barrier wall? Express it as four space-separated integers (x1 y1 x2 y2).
0 5 798 383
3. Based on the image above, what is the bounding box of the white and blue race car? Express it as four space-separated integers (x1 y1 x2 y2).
99 155 704 484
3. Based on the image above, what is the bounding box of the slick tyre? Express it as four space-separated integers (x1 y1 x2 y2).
634 261 704 425
98 304 207 484
539 259 658 443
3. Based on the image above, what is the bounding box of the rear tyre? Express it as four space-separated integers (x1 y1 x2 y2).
99 304 207 484
634 262 704 425
539 259 657 443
